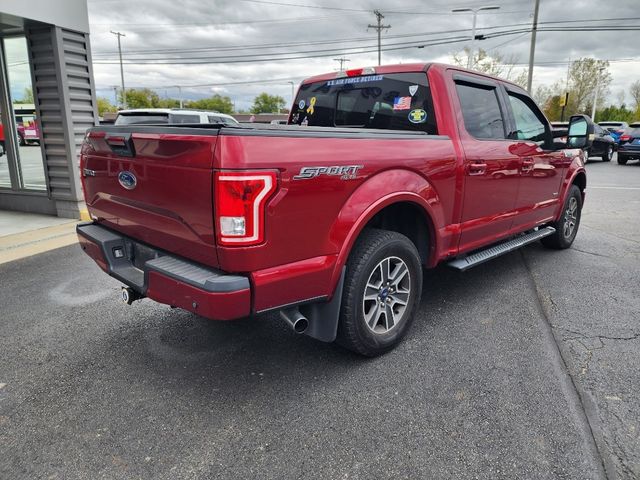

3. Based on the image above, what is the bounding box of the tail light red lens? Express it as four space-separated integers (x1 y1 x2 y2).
620 134 631 142
214 171 277 246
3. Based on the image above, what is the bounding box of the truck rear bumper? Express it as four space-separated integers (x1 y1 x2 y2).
76 223 251 320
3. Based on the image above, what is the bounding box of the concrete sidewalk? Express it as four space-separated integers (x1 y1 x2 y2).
0 211 80 265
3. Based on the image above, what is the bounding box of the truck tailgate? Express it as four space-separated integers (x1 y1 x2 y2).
81 127 219 268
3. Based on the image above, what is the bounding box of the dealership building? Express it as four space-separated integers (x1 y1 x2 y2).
0 0 97 218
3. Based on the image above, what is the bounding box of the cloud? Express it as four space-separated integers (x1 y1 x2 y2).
87 0 640 110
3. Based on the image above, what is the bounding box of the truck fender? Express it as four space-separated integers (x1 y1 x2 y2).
557 156 587 221
328 169 443 295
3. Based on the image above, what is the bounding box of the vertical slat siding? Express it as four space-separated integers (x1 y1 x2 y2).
28 26 97 201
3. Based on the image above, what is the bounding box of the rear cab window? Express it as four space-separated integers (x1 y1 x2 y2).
290 72 438 134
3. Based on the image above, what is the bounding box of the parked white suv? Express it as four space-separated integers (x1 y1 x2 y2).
114 109 239 126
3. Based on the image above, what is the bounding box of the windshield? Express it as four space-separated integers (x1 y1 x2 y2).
290 72 437 134
115 113 169 125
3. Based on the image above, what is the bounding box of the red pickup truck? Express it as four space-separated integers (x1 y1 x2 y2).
77 63 593 356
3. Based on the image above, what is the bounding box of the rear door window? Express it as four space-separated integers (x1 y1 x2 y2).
455 82 505 139
290 72 437 134
169 114 200 124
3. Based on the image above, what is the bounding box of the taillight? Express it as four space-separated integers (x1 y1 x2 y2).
214 171 277 246
620 134 631 142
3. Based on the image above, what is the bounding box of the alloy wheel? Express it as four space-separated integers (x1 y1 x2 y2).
563 196 578 239
362 256 411 334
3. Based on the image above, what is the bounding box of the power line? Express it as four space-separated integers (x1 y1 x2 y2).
92 24 640 66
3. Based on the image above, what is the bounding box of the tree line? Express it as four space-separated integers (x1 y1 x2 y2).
97 89 286 117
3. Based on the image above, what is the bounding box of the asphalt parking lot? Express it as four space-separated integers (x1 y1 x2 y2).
1 156 638 479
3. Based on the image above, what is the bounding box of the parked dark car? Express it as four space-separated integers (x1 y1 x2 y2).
552 122 613 162
598 121 628 145
617 125 640 164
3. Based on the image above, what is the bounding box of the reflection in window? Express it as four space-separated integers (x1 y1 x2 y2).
0 113 9 187
4 36 46 190
456 83 505 140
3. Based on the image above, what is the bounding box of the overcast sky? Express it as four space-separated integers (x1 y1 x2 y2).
86 0 640 111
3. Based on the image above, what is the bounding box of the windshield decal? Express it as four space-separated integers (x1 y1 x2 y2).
326 75 383 86
408 109 427 124
393 97 412 111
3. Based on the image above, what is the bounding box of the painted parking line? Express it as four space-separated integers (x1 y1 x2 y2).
589 186 640 190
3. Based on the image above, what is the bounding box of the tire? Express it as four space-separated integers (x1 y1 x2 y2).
602 145 613 162
17 134 25 146
336 229 423 357
541 185 582 250
617 154 628 165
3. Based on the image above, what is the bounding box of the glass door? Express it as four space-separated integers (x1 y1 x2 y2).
0 35 47 191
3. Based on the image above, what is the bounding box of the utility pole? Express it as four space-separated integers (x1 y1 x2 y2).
287 81 295 107
177 86 183 108
591 66 605 121
110 31 127 108
452 6 500 69
333 57 350 71
526 0 541 93
368 10 390 66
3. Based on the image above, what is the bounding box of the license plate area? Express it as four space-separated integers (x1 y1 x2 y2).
121 238 161 269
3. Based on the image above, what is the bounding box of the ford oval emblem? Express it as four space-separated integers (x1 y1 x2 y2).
118 171 137 190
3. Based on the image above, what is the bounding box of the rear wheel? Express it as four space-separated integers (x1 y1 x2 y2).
602 145 613 162
617 154 628 165
541 185 582 250
336 229 423 357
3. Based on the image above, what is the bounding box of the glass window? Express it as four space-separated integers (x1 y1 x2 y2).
115 113 169 125
169 114 199 124
0 115 9 188
290 72 438 134
456 82 505 139
3 36 46 190
507 93 547 143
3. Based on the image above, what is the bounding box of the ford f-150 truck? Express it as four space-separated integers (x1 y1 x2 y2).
77 63 593 356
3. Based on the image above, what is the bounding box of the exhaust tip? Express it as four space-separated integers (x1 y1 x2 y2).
280 308 309 334
293 318 309 334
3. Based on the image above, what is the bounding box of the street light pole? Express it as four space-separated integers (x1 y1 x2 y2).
526 0 541 93
110 31 126 108
451 6 500 70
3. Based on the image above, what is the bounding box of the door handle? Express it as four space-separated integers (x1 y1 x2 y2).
467 162 487 176
522 157 534 173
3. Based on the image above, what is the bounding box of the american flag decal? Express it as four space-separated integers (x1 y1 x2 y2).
393 96 412 110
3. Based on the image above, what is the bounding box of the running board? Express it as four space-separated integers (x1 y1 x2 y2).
448 227 556 271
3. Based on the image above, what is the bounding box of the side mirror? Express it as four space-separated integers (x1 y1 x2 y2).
566 114 595 149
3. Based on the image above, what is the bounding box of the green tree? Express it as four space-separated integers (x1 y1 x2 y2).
186 94 234 113
566 58 611 115
121 88 161 109
97 97 117 117
251 93 286 114
13 87 34 104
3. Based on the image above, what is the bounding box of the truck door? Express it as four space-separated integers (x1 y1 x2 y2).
453 76 522 253
502 87 567 230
